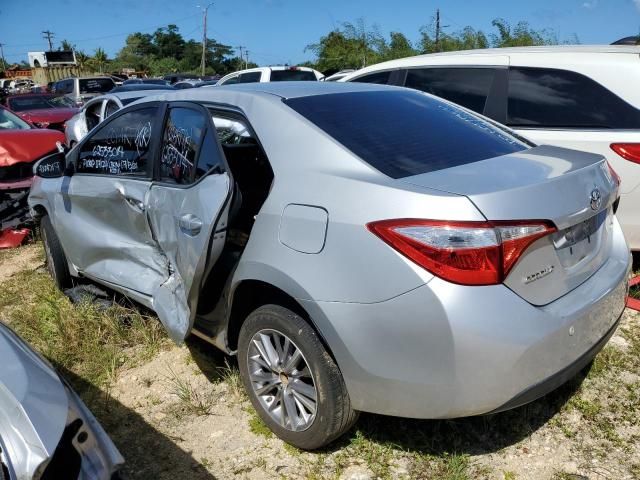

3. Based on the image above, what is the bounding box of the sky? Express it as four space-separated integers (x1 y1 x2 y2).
1 0 639 67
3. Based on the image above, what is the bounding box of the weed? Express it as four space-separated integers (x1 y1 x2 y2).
166 366 215 416
248 408 274 438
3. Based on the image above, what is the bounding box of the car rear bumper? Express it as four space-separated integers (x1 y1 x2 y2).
302 221 631 419
616 189 640 251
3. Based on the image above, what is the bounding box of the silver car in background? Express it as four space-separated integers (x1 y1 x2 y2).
65 90 166 147
0 322 123 479
29 82 630 449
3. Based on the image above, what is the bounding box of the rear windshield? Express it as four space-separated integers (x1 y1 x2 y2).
79 78 115 94
8 95 75 111
271 69 317 82
284 90 528 178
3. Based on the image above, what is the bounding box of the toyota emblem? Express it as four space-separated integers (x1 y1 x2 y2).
590 187 602 211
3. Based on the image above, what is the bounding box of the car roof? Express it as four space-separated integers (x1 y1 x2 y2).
137 81 399 103
341 44 640 81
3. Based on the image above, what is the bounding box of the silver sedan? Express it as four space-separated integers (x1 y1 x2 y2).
29 82 631 449
0 322 123 479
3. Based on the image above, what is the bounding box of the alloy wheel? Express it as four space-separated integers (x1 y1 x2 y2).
247 329 317 432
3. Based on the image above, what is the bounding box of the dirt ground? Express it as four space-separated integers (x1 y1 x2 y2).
1 243 639 480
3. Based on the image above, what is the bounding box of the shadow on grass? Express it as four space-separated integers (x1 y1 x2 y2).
54 364 218 480
329 365 589 457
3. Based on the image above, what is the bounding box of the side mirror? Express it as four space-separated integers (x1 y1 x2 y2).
33 152 66 178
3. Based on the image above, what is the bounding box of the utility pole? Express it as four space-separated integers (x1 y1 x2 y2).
200 2 214 77
42 30 55 51
235 45 246 69
0 43 6 72
244 50 249 69
435 9 440 52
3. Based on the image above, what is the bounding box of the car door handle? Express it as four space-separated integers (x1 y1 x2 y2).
179 214 203 236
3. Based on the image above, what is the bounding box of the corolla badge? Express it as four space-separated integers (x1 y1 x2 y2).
590 187 602 211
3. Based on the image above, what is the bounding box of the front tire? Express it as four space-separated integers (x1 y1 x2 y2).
238 305 358 450
41 215 71 290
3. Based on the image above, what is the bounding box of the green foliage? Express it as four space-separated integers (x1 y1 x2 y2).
111 24 242 76
307 16 571 71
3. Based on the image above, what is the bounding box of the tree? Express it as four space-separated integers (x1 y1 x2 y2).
490 18 557 47
306 19 391 71
153 24 185 58
93 47 108 73
75 51 90 69
60 39 75 51
419 25 488 53
382 32 418 61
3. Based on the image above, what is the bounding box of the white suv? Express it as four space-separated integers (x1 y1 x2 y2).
343 46 640 250
216 66 324 85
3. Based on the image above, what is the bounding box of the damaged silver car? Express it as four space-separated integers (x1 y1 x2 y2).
28 83 630 449
0 322 123 479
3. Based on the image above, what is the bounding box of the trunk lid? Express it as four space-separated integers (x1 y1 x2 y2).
402 145 620 305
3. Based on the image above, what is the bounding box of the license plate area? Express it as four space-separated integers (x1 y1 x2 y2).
552 209 608 269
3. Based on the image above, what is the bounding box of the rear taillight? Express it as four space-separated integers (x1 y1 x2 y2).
367 219 556 286
611 143 640 165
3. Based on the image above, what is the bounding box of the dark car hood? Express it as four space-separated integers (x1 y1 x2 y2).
0 129 65 167
17 108 78 124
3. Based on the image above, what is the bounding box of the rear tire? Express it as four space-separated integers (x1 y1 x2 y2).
41 215 71 290
238 304 358 450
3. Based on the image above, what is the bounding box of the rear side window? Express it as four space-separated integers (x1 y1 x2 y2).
404 68 496 114
270 69 317 82
237 72 261 84
77 107 156 176
159 107 206 184
351 71 391 85
79 78 115 94
285 90 527 179
507 67 640 129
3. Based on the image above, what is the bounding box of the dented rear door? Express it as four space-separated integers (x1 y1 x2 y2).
146 102 231 343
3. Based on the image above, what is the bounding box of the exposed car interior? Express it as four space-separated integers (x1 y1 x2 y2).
195 112 274 318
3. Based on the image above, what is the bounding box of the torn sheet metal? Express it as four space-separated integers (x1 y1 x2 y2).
152 271 190 344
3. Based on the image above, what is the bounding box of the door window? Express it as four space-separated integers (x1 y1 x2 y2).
220 75 239 85
507 67 640 129
159 107 206 184
77 106 157 176
404 67 496 114
351 71 391 85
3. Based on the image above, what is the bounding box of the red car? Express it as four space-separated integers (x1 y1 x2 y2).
0 106 64 246
4 93 78 132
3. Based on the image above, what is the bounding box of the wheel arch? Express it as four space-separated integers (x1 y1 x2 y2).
225 274 337 365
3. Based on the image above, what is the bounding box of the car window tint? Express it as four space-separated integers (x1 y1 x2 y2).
351 71 391 85
285 90 528 179
77 107 156 176
159 107 205 184
405 68 495 114
237 72 262 84
507 67 640 129
270 70 316 81
194 131 226 180
105 100 119 118
221 75 239 85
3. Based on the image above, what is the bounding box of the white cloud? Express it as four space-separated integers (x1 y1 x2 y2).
634 0 640 11
582 0 598 8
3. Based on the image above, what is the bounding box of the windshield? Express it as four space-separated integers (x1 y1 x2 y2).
284 90 528 179
270 69 317 82
8 95 76 112
79 78 116 94
0 108 31 130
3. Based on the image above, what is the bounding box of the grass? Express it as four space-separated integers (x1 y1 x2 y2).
0 245 167 410
248 408 274 438
166 365 216 416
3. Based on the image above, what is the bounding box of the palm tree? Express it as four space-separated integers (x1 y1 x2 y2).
93 48 108 74
75 50 90 70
